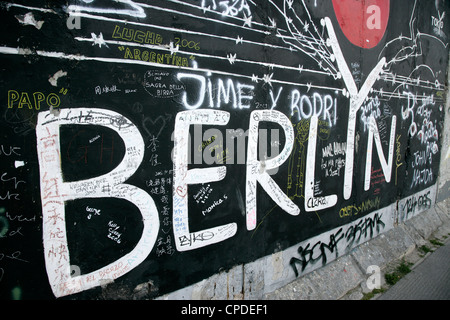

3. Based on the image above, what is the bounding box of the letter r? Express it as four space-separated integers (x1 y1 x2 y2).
36 108 159 298
246 110 300 230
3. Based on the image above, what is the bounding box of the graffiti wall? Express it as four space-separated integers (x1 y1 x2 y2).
0 0 448 299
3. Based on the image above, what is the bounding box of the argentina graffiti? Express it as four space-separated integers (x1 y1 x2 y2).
0 0 448 299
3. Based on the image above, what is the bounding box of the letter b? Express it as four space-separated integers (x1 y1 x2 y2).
36 108 159 297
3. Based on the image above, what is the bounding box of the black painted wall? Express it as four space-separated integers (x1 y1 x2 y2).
0 0 448 299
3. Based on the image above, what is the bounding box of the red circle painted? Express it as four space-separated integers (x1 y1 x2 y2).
332 0 390 49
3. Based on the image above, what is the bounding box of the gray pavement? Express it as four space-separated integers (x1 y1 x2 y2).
377 239 450 300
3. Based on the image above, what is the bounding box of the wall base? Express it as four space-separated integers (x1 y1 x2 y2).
154 197 450 300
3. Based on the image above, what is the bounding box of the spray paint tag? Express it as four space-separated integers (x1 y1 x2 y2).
331 0 390 49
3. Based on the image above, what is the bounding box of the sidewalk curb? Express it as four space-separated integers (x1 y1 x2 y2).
409 236 450 272
374 236 450 300
263 199 450 300
365 211 450 300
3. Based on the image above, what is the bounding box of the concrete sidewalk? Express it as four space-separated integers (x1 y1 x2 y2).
377 239 450 300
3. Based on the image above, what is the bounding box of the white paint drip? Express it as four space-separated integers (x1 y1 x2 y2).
14 161 25 168
15 12 44 29
48 70 67 87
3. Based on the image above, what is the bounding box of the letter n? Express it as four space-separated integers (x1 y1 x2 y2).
172 109 237 251
364 115 396 191
36 108 159 298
